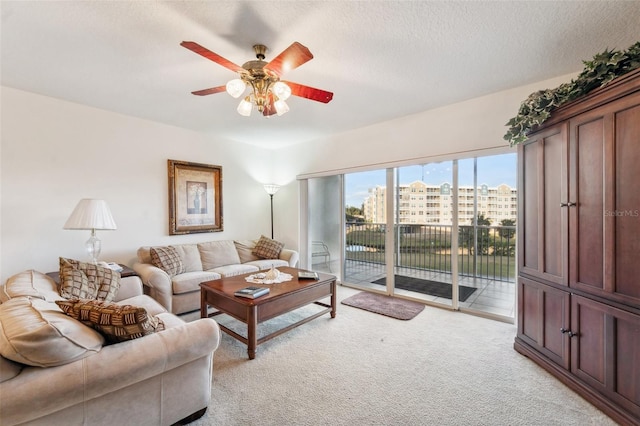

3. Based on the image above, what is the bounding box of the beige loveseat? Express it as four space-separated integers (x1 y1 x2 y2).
133 238 299 316
0 270 220 426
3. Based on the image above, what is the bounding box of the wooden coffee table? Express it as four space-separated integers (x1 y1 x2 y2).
200 267 336 359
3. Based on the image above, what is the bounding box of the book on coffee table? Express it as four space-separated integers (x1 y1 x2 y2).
234 286 269 299
298 271 319 280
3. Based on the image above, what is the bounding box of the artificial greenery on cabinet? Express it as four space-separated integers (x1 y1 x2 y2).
505 41 640 146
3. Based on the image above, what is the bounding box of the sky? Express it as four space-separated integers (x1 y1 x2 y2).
345 153 517 208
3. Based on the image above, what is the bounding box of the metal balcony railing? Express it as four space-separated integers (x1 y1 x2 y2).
345 222 516 282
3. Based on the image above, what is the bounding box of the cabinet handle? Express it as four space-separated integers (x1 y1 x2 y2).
567 202 576 207
560 328 578 337
560 203 568 207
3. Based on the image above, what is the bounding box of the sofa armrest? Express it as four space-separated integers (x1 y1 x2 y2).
113 276 144 302
132 263 173 312
280 249 299 267
0 318 220 425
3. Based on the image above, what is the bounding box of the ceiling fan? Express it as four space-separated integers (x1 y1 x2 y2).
181 41 334 117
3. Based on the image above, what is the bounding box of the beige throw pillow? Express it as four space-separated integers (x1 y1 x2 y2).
150 246 184 277
56 299 165 344
59 258 121 302
252 235 285 259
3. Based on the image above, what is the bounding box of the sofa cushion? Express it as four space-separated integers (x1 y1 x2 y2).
172 271 221 295
252 235 285 259
0 297 104 367
198 240 241 270
210 264 258 277
150 246 184 277
0 356 23 382
56 299 165 344
234 240 260 263
244 259 289 271
120 294 168 317
59 257 121 302
173 244 203 272
0 270 62 303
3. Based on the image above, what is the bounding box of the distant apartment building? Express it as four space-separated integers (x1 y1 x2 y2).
363 181 517 225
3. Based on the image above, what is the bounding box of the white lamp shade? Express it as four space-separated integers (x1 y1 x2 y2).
272 82 291 101
263 184 280 195
274 99 289 116
63 199 117 230
226 79 246 98
237 97 253 116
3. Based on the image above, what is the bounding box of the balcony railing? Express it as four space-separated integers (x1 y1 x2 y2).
345 222 516 282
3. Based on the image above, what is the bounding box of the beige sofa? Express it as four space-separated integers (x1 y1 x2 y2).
0 270 220 426
133 239 299 316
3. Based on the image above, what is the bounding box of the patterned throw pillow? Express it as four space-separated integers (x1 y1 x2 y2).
252 235 285 259
56 299 165 344
59 257 120 302
150 246 184 277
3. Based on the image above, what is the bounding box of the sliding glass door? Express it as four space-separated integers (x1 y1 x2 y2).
307 175 342 275
391 162 455 308
343 169 391 292
304 152 517 321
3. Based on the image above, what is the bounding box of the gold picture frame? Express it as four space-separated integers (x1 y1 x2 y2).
168 159 223 235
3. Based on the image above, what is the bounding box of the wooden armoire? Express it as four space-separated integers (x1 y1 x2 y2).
515 68 640 425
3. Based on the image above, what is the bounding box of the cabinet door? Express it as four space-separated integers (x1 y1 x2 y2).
613 100 640 306
569 109 607 294
571 295 640 418
518 124 568 286
569 92 640 307
518 277 570 368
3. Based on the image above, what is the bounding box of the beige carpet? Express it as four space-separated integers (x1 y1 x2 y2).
190 285 615 426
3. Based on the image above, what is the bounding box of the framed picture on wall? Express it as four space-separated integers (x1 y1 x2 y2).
168 159 223 235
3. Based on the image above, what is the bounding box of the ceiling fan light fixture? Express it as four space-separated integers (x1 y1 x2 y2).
274 98 289 116
237 97 252 116
182 41 333 117
226 78 246 98
272 81 291 101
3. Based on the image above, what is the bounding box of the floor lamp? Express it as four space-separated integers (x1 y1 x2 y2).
263 184 280 239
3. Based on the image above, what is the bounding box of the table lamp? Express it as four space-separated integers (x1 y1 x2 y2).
63 199 117 264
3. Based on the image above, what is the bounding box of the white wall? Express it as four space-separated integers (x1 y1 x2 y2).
0 87 275 282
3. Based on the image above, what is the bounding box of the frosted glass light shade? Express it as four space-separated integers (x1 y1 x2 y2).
237 97 253 116
226 79 246 98
263 184 280 195
274 99 289 116
272 82 291 100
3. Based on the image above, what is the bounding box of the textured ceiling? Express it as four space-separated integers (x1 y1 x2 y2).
2 1 639 148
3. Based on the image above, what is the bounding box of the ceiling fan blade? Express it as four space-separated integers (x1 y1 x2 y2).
264 42 313 77
191 86 227 96
284 81 334 103
181 41 244 73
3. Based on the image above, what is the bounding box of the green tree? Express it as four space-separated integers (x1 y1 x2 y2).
498 218 516 239
459 214 492 255
346 205 365 222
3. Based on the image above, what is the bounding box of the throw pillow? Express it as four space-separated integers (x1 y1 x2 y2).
59 257 121 302
150 246 184 277
252 235 285 259
56 299 165 344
